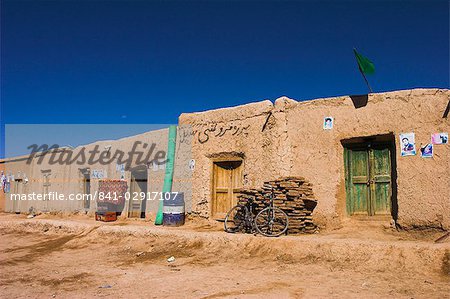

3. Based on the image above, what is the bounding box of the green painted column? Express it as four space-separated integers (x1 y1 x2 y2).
155 125 177 225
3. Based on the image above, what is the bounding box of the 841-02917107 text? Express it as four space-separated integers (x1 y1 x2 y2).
97 191 179 201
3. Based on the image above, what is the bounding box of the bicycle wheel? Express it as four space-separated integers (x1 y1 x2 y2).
224 205 247 233
255 207 289 237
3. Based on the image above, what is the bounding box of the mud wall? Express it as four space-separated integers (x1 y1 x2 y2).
2 155 35 213
285 89 449 229
2 88 449 229
179 100 291 217
2 127 193 216
181 88 449 229
0 163 5 211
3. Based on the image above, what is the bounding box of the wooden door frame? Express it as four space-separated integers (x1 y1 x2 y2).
128 165 148 218
343 135 398 220
210 157 244 219
79 168 91 210
13 179 23 213
41 169 51 212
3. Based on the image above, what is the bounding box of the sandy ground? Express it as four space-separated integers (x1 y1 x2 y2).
0 213 449 299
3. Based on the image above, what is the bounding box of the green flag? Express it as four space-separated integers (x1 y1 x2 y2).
353 49 375 75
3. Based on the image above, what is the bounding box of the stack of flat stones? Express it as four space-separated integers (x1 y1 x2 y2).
236 176 318 234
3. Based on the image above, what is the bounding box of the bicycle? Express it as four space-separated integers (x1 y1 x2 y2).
224 188 289 237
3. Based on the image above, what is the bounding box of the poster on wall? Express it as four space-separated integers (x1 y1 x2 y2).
188 159 195 171
92 169 107 179
323 117 333 130
420 143 433 158
431 133 448 145
399 133 416 156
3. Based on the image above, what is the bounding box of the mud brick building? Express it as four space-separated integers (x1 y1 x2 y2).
179 88 449 229
2 88 449 230
1 129 193 218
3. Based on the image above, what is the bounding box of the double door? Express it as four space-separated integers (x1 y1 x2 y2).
345 145 392 216
212 160 243 219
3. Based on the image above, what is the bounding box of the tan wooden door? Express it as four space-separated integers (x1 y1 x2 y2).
212 161 243 219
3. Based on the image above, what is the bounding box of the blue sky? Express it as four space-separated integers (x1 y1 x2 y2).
1 0 449 157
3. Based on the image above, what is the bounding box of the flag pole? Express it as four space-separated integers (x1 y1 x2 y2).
358 65 373 93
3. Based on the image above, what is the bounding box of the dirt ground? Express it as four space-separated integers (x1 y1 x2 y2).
0 213 449 299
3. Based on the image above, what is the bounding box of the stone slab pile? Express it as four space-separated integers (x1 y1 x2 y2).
236 176 317 234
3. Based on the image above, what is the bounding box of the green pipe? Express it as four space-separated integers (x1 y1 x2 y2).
155 125 177 225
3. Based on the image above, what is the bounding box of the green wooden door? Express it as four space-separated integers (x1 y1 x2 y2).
370 148 391 215
345 146 392 216
348 149 370 215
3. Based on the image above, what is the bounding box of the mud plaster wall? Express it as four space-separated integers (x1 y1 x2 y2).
2 89 448 228
179 100 292 217
0 163 6 211
2 128 193 216
286 89 449 229
181 89 449 229
3 156 36 212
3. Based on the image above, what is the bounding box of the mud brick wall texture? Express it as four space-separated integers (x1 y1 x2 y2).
237 176 318 234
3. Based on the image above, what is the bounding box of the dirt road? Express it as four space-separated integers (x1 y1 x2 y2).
0 213 449 298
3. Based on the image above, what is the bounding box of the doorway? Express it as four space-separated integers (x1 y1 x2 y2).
79 168 91 210
41 170 51 212
128 167 148 218
212 160 243 219
343 135 397 219
12 179 23 213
